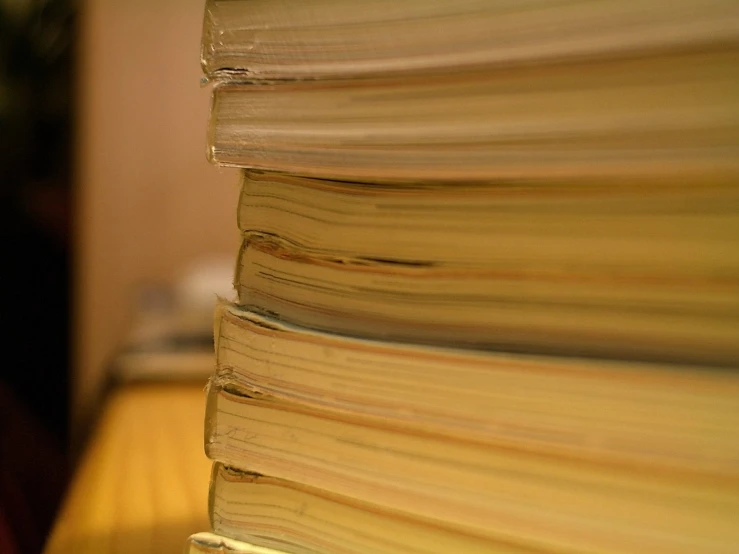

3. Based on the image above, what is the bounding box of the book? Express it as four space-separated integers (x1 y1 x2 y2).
209 464 502 554
206 303 739 554
236 170 739 266
206 462 738 554
234 170 739 366
207 49 739 181
201 0 739 80
212 303 739 468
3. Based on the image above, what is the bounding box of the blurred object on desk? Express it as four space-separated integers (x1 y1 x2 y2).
112 256 233 384
176 256 237 337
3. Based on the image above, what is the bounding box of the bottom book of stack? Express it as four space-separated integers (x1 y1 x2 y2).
185 303 739 554
187 532 284 554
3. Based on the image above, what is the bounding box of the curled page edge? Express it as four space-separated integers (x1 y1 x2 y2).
187 532 287 554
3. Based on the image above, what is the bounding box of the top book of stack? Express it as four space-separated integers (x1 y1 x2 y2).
201 0 739 182
201 0 739 81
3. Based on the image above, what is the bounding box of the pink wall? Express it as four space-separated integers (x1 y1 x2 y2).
74 0 238 431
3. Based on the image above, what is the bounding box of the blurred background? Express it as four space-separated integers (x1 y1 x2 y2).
1 0 238 551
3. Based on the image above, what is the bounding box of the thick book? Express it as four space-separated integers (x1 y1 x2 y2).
234 170 739 366
207 463 738 554
207 49 739 181
212 304 739 463
201 0 739 80
207 304 739 553
209 464 501 554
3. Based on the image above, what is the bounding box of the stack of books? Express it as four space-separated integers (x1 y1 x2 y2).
187 1 739 553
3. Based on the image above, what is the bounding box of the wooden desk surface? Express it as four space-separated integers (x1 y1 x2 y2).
44 384 211 554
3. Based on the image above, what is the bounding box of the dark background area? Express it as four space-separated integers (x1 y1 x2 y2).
1 1 76 552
